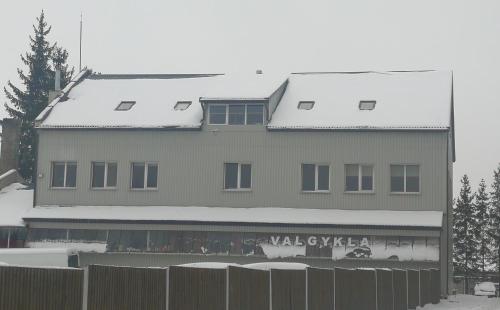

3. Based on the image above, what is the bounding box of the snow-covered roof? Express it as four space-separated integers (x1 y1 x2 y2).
36 72 286 129
38 74 218 129
267 71 453 130
0 182 33 227
36 70 453 131
24 205 443 228
243 262 309 270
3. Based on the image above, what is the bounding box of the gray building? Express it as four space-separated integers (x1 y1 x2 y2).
25 70 455 294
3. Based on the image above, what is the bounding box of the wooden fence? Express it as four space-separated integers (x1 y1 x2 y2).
0 265 83 310
0 264 442 310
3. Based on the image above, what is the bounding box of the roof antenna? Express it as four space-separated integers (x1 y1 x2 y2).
79 13 83 72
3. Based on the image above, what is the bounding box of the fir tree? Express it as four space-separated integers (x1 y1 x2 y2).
453 175 478 280
474 179 491 272
3 11 73 181
489 164 500 272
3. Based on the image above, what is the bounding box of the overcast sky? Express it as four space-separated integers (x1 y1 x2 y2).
1 0 499 195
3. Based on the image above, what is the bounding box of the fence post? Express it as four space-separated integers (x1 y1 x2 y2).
82 266 88 310
166 267 169 310
305 267 308 310
269 269 272 310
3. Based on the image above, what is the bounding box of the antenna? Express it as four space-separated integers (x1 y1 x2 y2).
79 13 83 72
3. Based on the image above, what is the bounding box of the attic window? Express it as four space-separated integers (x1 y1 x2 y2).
174 101 192 111
115 101 136 111
359 100 376 110
298 101 315 110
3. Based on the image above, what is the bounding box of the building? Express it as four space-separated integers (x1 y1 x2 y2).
25 70 454 294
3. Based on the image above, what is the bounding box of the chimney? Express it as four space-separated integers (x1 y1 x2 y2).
0 118 22 175
55 69 61 91
48 69 62 103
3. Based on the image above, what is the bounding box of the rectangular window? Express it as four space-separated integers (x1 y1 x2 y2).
51 162 77 188
224 163 251 190
91 162 117 189
208 104 264 125
246 104 264 125
131 162 158 189
391 164 420 193
345 164 374 192
208 105 227 124
301 164 329 192
228 104 245 125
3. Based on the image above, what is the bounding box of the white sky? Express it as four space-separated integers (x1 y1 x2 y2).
1 0 499 195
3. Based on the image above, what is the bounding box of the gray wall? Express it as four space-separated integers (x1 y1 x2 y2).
35 128 449 212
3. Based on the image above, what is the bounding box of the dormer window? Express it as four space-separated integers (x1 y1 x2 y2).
174 101 192 111
208 103 264 125
359 100 376 110
115 101 136 111
298 101 315 110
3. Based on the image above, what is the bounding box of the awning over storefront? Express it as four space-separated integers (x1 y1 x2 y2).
24 206 442 229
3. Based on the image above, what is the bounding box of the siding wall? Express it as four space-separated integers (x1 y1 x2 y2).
35 129 448 211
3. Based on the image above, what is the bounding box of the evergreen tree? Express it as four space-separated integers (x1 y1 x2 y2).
489 164 500 272
453 175 478 280
474 179 491 272
3 11 73 181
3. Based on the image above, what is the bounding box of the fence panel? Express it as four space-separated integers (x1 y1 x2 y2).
407 269 420 309
430 269 440 304
271 269 306 310
392 269 407 310
419 269 431 307
352 269 377 310
87 264 166 310
0 265 83 310
334 268 355 310
168 266 226 310
307 267 334 310
228 266 269 310
376 269 394 310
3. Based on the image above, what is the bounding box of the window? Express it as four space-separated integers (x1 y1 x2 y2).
301 164 329 192
174 101 192 111
391 164 420 193
345 164 374 192
91 162 117 189
208 104 264 125
298 101 315 110
107 230 147 252
115 101 136 111
224 163 251 190
51 162 77 188
131 162 158 189
359 100 376 110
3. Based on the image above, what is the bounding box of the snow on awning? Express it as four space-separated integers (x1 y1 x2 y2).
0 183 34 227
24 206 443 229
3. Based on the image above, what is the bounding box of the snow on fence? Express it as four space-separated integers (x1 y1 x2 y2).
0 264 442 310
0 265 83 310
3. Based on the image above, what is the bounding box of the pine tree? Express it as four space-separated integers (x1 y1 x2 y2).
474 179 491 272
3 11 73 181
489 164 500 272
453 175 478 282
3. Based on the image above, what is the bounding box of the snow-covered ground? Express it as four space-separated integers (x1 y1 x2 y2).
420 295 499 310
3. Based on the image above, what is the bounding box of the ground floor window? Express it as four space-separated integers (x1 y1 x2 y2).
25 228 439 262
0 228 27 248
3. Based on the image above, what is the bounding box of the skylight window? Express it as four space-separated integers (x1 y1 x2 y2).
298 101 315 110
359 100 376 111
174 101 192 111
115 101 136 111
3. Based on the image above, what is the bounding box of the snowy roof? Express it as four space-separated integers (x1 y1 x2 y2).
24 205 443 228
267 71 453 130
243 262 309 270
37 74 218 129
36 72 286 129
35 70 453 131
0 182 33 227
